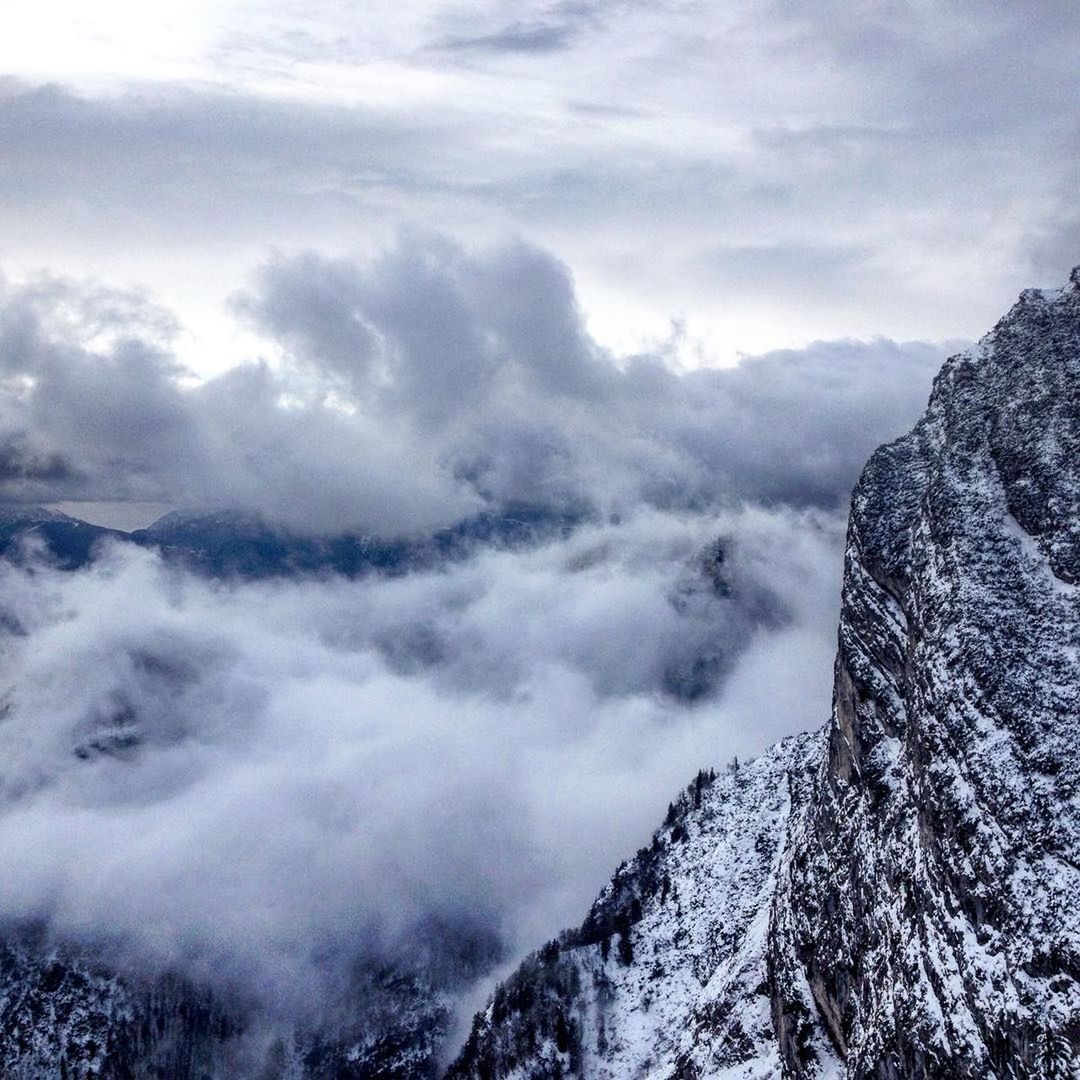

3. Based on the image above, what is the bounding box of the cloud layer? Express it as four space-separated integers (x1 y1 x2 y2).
0 504 843 1021
0 234 949 534
0 233 956 1034
1 1 1076 354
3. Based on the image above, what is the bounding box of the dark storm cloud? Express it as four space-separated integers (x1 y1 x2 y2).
0 235 952 529
0 436 74 484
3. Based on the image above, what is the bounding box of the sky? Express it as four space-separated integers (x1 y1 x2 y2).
0 0 1076 375
0 0 1077 1066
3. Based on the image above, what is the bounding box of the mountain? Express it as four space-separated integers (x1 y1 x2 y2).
0 502 586 579
0 918 498 1079
130 502 585 579
448 736 823 1079
449 271 1080 1078
0 507 126 570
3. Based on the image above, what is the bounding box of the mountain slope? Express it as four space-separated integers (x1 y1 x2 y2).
131 503 585 579
0 507 124 570
450 273 1080 1079
0 502 586 578
0 920 492 1079
773 273 1080 1077
449 734 823 1080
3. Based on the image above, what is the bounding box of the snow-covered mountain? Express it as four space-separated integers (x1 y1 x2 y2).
0 507 125 570
0 502 585 579
448 736 824 1079
0 918 498 1078
450 271 1080 1078
131 502 585 578
0 271 1076 1078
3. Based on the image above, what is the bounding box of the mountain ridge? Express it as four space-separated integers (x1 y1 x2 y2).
0 501 586 579
449 269 1080 1078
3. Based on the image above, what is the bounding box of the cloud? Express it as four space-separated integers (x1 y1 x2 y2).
0 235 949 533
430 1 606 56
0 436 74 483
438 21 579 55
0 262 480 532
0 501 842 1017
0 231 953 1047
233 235 950 517
2 0 1076 354
0 235 950 532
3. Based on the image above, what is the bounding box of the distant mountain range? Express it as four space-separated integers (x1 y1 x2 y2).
0 502 586 578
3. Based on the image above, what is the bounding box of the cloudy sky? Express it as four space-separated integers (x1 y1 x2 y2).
0 0 1077 1064
1 0 1077 376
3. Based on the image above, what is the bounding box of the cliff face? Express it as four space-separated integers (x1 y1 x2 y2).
774 272 1080 1078
452 271 1080 1079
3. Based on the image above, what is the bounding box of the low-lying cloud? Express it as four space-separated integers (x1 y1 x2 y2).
0 505 842 1020
0 231 953 1052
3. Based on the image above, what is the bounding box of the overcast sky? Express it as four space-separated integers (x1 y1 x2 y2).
0 2 1077 1062
1 0 1077 372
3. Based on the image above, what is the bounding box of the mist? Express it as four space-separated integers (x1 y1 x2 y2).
0 503 843 1021
0 232 955 1046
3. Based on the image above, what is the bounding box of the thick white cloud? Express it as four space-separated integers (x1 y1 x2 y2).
0 505 842 1018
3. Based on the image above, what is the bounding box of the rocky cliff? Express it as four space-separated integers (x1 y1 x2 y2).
450 274 1080 1079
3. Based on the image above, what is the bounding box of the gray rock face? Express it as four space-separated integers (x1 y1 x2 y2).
774 272 1080 1078
451 272 1080 1079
